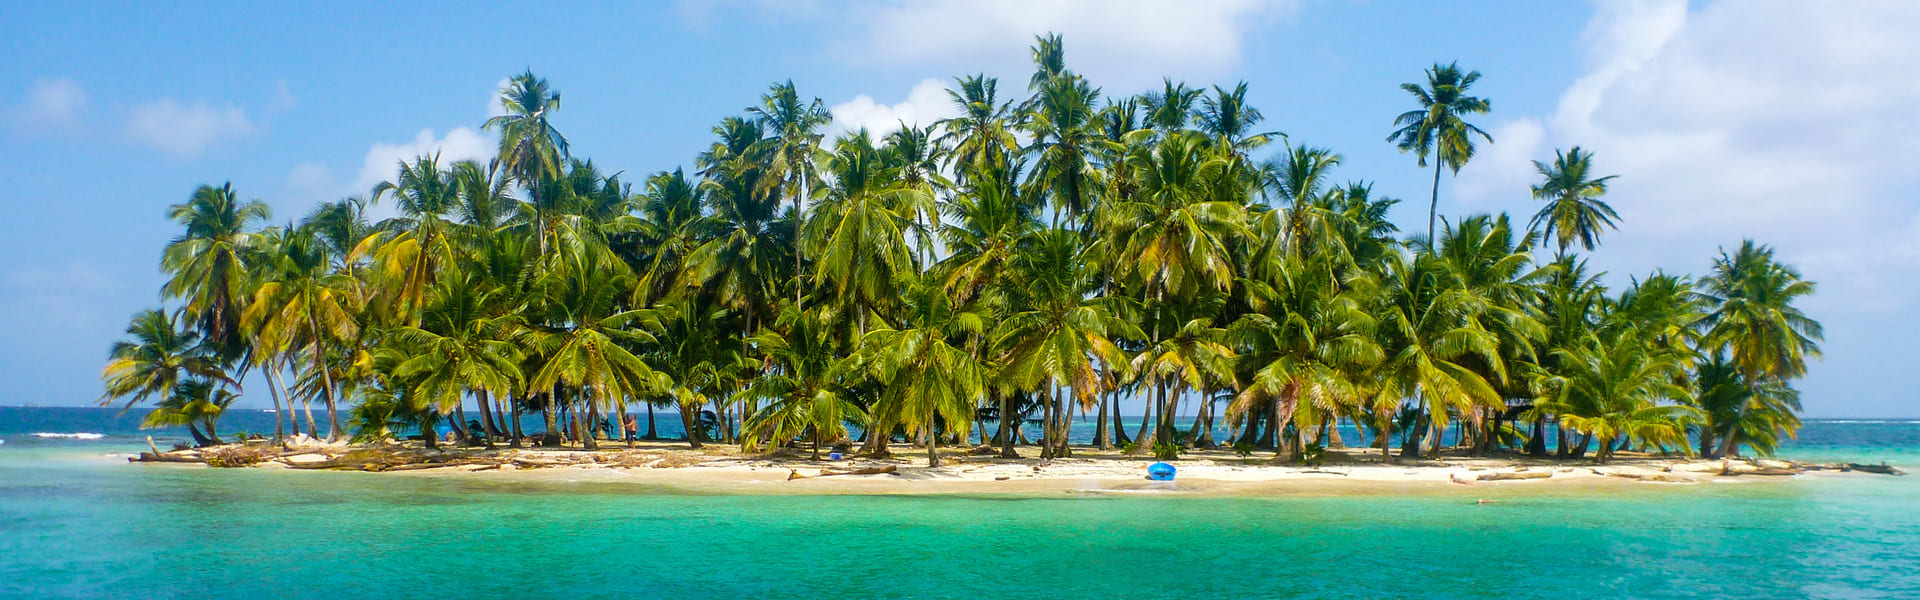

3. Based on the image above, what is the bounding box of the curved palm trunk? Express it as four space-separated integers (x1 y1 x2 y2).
1111 391 1131 446
263 363 288 443
1714 377 1760 458
509 394 525 449
1377 413 1394 464
681 402 704 449
475 390 499 448
645 403 658 440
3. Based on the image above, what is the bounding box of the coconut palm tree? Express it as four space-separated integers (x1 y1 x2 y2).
161 183 270 357
141 378 238 447
246 227 360 441
99 309 221 412
937 75 1019 185
1195 82 1281 171
388 274 523 448
854 280 987 467
740 306 867 459
1697 240 1822 457
1387 62 1492 240
1021 73 1107 227
1529 146 1620 258
1535 326 1699 463
995 228 1137 458
748 80 831 279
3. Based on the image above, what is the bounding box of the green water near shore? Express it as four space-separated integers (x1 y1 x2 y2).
4 415 1919 599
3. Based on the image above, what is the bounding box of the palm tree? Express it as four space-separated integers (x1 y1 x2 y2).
525 248 673 450
1535 326 1698 463
99 309 221 412
1021 73 1107 227
1141 79 1201 133
1196 82 1281 171
141 378 238 447
486 70 568 191
246 227 360 441
854 280 987 467
161 183 270 357
740 306 867 459
937 75 1019 184
806 131 919 316
1387 62 1492 240
748 80 831 295
995 228 1137 458
1529 146 1620 257
388 274 523 448
1697 240 1822 457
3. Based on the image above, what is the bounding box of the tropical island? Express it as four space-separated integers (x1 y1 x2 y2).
104 35 1859 491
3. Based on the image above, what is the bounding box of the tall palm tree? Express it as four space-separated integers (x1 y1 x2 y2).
1021 73 1108 228
1529 146 1620 258
246 227 360 441
937 75 1019 184
748 80 831 294
995 228 1137 458
1697 240 1822 457
1535 326 1698 463
161 183 270 357
1195 82 1281 171
1387 62 1492 240
389 274 523 449
486 71 568 259
1141 79 1201 133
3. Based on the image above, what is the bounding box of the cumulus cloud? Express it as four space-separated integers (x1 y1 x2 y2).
281 127 496 220
827 78 957 141
126 99 257 158
1451 0 1920 314
846 0 1293 90
10 78 88 134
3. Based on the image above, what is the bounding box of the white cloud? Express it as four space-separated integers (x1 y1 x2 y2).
1452 0 1920 314
11 78 88 134
281 127 496 221
486 78 510 120
126 99 257 158
1453 117 1546 207
827 78 957 141
852 0 1293 90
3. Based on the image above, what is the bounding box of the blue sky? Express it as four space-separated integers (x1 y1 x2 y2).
3 1 1916 417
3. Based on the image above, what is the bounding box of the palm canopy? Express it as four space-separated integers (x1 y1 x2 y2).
99 309 222 411
1387 62 1492 239
161 182 270 355
1529 146 1620 255
486 70 568 188
1697 240 1822 457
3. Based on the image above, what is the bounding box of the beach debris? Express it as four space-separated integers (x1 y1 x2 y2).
1477 470 1552 481
994 476 1010 481
788 465 901 480
1449 473 1477 486
1476 499 1497 504
1843 463 1906 476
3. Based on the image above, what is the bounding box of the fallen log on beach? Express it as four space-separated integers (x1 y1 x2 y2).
129 451 204 464
1846 463 1906 475
1477 471 1552 481
787 465 901 480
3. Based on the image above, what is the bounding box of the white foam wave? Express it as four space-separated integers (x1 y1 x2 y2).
32 432 105 440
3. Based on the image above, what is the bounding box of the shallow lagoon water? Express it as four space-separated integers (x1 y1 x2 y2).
3 410 1918 599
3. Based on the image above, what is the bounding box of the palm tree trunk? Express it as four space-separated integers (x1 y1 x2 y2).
308 332 341 442
509 394 525 449
475 390 499 448
1130 381 1157 454
925 413 940 467
453 403 470 446
1428 156 1442 241
1093 390 1111 450
1111 390 1131 446
1040 381 1057 459
1715 377 1760 458
996 392 1018 458
541 391 560 447
646 403 658 440
263 362 288 443
682 401 704 449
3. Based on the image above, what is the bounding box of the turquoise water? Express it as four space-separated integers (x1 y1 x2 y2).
3 409 1918 599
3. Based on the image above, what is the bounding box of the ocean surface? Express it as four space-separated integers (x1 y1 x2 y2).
2 407 1917 599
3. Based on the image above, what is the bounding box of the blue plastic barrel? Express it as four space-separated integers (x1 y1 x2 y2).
1147 462 1176 481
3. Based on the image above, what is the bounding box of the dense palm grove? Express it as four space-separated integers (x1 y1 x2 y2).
101 36 1821 464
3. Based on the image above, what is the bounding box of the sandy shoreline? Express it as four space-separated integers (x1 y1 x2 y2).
126 438 1902 496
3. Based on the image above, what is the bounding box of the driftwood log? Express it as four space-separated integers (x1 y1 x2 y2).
787 465 900 480
1847 463 1907 476
1477 471 1552 481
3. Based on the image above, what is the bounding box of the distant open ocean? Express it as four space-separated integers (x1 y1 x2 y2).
3 407 1917 599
